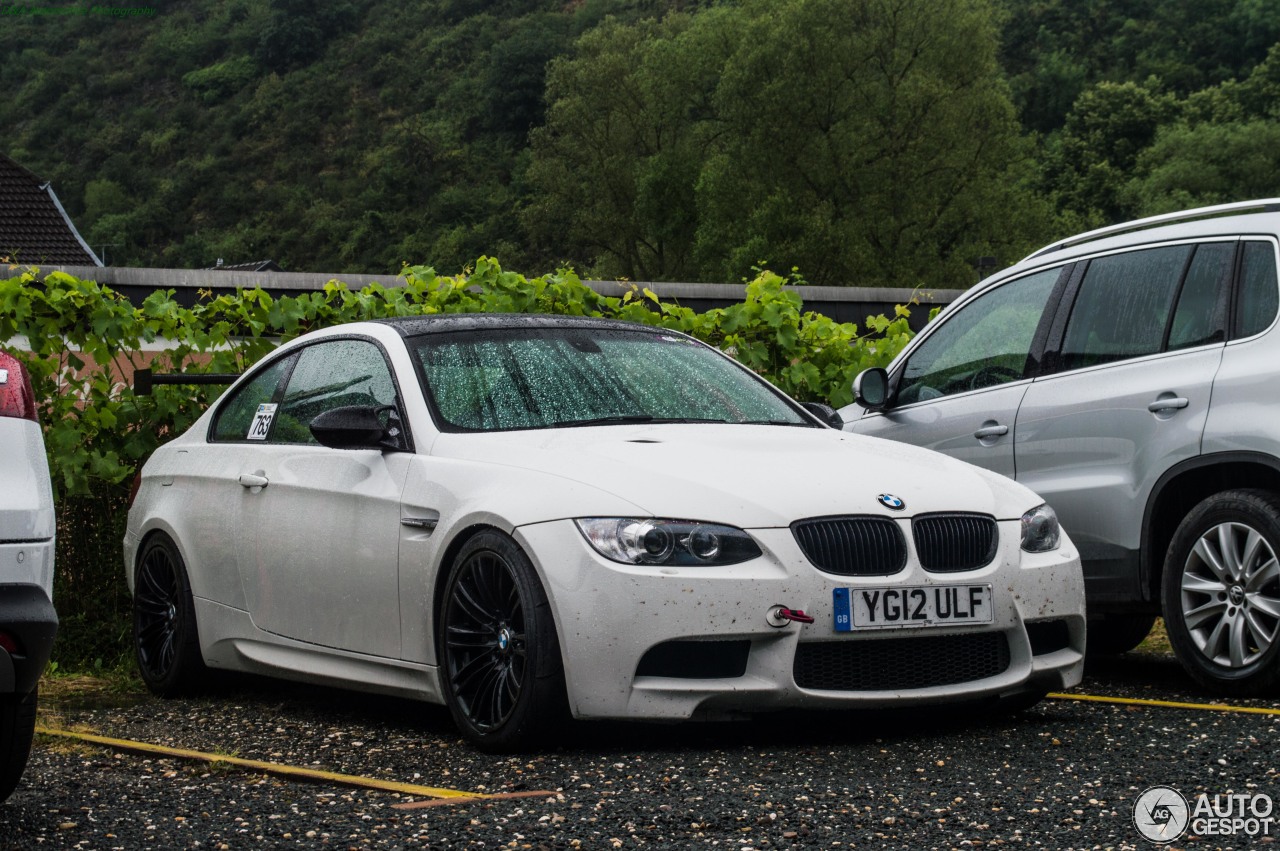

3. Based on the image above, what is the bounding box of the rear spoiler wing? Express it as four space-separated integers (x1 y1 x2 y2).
134 368 241 396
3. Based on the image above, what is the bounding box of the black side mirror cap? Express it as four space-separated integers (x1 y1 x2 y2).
801 401 844 429
310 405 391 450
853 367 891 411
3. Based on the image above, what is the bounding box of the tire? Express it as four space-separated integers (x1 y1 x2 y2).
133 534 207 697
438 531 567 752
1086 614 1157 657
1162 489 1280 695
0 687 38 804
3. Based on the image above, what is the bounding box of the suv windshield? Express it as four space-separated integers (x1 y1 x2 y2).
411 326 810 432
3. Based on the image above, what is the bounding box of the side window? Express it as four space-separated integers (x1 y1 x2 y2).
1060 245 1191 371
1235 241 1279 339
1167 243 1231 351
210 356 293 442
896 268 1059 405
272 339 399 444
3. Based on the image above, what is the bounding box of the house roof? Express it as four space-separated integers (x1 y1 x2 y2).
0 153 102 267
206 259 283 272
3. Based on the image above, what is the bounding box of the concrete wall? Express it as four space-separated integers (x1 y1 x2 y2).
0 265 965 331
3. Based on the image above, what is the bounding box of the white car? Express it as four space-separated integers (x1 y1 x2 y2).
0 351 58 802
124 316 1085 750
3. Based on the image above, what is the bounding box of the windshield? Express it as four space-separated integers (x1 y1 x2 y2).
410 326 810 432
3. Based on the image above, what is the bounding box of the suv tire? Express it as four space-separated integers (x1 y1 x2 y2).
1163 489 1280 695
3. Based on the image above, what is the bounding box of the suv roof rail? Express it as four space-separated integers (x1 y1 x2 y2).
1022 198 1280 262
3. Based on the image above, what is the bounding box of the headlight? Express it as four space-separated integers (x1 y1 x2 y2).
1021 504 1061 552
575 518 762 566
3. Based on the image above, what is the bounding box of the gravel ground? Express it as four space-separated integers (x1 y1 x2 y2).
1 649 1277 850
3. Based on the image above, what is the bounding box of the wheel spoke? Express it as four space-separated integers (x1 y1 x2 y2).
1248 592 1280 620
1246 557 1279 593
446 624 497 650
1217 524 1243 581
451 651 495 694
1183 599 1227 631
1193 536 1229 583
471 665 505 728
1199 617 1230 662
1244 610 1275 655
453 581 494 626
1228 614 1249 667
1241 529 1267 575
1182 573 1226 596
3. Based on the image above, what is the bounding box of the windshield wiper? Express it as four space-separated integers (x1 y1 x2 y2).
550 414 656 428
549 415 728 428
741 419 814 427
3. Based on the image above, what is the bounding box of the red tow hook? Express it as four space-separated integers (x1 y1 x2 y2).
766 605 815 627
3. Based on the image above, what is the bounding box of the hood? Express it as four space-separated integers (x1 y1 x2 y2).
431 424 1040 528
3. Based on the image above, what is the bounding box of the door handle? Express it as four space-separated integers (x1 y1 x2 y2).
238 473 269 489
1147 397 1189 413
973 424 1009 439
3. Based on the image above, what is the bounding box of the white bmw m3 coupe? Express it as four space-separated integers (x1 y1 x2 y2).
124 315 1085 750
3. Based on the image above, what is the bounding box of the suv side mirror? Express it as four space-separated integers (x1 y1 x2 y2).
311 405 403 450
853 368 891 411
800 402 844 429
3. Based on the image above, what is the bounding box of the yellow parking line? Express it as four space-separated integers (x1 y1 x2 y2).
1049 692 1280 716
34 726 510 800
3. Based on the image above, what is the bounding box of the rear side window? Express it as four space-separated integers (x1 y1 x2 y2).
1235 241 1279 339
210 357 293 442
1060 245 1191 371
1167 243 1232 351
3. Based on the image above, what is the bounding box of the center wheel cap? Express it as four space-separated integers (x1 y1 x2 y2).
1229 585 1246 606
497 626 511 654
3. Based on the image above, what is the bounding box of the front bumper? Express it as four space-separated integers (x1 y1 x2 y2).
515 520 1085 721
0 582 59 695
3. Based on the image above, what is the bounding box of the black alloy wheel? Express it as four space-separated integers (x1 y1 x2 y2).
439 531 565 751
133 534 206 696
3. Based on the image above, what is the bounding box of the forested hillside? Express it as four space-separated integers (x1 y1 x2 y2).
2 0 1279 286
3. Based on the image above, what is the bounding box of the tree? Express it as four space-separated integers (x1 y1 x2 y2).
1046 80 1177 222
525 12 738 280
696 0 1044 287
1124 121 1280 214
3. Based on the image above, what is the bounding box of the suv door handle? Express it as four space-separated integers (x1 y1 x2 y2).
973 423 1009 439
1147 397 1189 413
238 472 269 489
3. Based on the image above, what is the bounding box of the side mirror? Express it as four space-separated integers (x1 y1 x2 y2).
853 368 891 411
801 401 844 429
310 405 392 450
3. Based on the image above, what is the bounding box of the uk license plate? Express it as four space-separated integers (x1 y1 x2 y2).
832 585 993 632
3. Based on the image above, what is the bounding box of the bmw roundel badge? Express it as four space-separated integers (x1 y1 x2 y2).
878 493 906 511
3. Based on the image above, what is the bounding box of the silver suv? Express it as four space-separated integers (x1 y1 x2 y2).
0 351 57 803
841 200 1280 695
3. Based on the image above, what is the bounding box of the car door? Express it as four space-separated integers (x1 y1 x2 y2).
1014 241 1233 604
848 266 1064 478
234 337 412 658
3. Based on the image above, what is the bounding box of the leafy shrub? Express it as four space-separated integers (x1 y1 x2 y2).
0 258 920 669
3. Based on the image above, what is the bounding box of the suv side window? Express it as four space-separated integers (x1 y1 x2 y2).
210 356 294 442
1060 245 1192 371
1234 241 1279 339
1167 243 1232 351
272 339 399 444
896 268 1059 406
